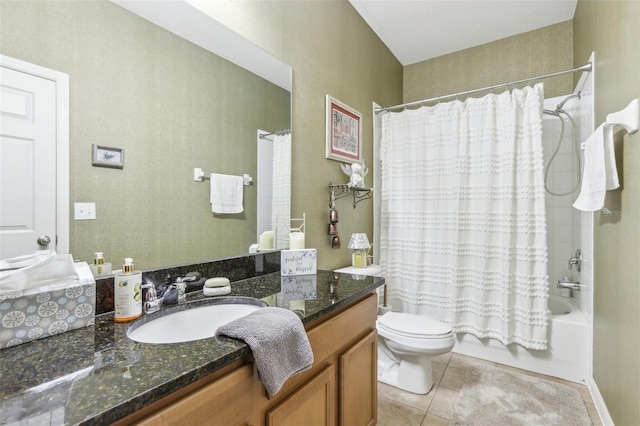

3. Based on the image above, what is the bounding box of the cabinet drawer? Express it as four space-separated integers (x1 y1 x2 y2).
136 364 254 425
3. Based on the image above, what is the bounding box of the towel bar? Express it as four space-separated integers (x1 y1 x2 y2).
606 99 638 135
194 168 252 185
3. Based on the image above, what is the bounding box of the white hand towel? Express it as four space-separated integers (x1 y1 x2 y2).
573 124 619 211
210 173 244 214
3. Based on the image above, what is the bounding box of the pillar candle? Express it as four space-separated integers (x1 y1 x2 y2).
289 232 305 250
259 231 274 250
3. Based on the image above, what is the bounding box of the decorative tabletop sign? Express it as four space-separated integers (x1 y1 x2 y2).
281 249 317 276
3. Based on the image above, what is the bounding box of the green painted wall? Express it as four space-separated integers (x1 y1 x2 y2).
201 1 404 270
403 21 574 103
0 0 290 270
1 0 402 271
574 1 640 424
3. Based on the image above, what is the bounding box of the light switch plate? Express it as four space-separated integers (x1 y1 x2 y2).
74 202 96 220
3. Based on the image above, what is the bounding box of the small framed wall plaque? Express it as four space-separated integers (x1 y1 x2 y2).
92 144 124 169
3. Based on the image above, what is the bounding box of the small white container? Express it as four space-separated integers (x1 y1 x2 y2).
89 252 112 277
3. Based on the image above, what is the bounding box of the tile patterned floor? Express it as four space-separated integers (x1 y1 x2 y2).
377 352 602 425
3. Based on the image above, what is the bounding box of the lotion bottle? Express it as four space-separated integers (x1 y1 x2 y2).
114 258 142 322
89 252 112 277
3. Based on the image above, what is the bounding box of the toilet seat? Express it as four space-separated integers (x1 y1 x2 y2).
378 312 452 338
377 312 454 352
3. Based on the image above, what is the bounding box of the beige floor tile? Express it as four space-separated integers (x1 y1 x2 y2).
421 412 450 426
449 352 495 369
377 395 427 426
439 365 466 391
431 352 452 366
378 381 437 411
427 386 459 420
544 375 593 401
496 362 549 380
584 401 602 426
432 360 446 385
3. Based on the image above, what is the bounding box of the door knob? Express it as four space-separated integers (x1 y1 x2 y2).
37 235 51 246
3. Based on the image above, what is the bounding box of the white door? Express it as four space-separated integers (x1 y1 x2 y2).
0 63 58 259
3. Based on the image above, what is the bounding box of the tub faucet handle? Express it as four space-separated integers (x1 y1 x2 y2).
568 249 582 272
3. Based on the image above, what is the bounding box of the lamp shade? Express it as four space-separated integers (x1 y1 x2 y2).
347 233 370 250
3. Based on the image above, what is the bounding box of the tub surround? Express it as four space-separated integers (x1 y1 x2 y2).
0 269 384 425
453 295 589 384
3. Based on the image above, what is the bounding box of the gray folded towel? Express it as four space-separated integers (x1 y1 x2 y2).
215 307 314 396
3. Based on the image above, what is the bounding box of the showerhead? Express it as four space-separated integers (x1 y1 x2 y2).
555 91 581 112
543 92 581 117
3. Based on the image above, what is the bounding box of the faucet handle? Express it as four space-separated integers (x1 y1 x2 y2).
141 281 162 313
568 249 583 272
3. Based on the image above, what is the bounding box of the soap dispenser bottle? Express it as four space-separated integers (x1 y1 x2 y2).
89 252 112 277
114 258 142 322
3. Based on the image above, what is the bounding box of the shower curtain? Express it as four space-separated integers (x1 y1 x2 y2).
271 133 291 249
379 84 549 350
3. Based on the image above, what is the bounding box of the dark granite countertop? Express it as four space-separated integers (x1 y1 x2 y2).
0 270 384 425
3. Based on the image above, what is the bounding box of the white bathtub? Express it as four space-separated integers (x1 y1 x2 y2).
452 295 589 383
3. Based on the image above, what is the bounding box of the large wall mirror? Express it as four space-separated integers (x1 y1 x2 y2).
0 0 291 270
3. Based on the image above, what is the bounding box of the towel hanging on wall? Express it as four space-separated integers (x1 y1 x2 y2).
210 173 244 214
573 124 619 211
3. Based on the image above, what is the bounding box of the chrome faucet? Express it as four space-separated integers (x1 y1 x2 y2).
557 279 581 291
568 249 582 272
163 275 197 305
141 280 162 313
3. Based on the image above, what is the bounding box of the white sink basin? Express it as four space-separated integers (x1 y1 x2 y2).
126 297 266 344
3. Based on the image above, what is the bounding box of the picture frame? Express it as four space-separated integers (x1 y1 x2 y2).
325 95 362 162
92 144 124 169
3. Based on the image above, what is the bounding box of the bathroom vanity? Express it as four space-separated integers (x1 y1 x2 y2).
0 270 383 425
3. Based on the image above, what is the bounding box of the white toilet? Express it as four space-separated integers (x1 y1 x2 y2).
377 311 454 394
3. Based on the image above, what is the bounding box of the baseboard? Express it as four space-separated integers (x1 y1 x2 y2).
588 376 614 426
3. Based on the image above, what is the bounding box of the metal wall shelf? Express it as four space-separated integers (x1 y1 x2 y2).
329 183 372 209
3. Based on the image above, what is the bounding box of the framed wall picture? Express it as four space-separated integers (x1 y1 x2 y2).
92 144 124 169
325 95 362 162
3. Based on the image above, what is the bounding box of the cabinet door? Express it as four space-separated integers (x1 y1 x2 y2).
137 364 255 425
266 364 336 426
339 329 377 426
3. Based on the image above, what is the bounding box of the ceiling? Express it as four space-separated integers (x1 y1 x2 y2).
349 0 578 65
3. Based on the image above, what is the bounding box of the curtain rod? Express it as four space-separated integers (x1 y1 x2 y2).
259 128 291 139
375 62 592 114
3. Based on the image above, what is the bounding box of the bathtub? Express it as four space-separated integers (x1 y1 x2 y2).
452 295 589 383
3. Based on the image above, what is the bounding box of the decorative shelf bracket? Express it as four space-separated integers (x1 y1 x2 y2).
329 183 372 209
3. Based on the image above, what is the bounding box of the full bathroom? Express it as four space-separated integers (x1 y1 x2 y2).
0 1 638 425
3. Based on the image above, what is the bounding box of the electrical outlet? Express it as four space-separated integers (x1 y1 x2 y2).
74 202 96 220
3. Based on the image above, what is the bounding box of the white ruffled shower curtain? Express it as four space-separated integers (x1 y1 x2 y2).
271 133 291 249
379 84 549 350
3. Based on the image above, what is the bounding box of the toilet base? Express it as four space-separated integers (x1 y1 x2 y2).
377 345 435 394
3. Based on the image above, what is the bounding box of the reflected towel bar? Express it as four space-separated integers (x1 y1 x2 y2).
194 168 252 185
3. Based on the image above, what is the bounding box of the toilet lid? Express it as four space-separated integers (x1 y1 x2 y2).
378 312 452 338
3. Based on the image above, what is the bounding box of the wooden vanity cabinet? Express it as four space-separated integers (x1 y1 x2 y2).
131 292 378 426
339 329 377 426
265 364 336 426
133 363 256 426
259 292 378 426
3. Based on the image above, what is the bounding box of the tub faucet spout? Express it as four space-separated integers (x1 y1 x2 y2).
557 280 581 291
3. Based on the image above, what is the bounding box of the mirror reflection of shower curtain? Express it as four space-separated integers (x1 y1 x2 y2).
379 84 549 350
271 133 291 249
